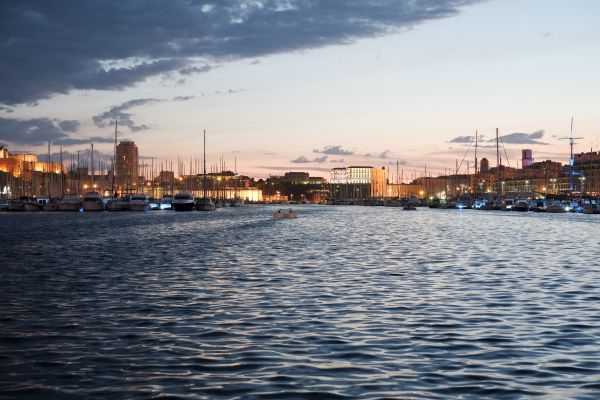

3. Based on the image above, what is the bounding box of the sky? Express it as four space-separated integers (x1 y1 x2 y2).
1 0 599 179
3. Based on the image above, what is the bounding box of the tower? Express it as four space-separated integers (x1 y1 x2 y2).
522 149 533 169
116 140 138 189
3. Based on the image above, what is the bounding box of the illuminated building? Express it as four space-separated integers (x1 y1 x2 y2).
522 149 533 168
116 140 139 179
370 167 387 198
330 168 348 184
347 166 372 184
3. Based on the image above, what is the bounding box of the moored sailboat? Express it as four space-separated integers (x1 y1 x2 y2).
196 129 215 212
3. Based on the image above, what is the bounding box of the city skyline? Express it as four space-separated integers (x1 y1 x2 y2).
1 0 599 178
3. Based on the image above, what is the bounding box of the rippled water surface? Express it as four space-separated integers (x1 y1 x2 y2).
1 206 600 399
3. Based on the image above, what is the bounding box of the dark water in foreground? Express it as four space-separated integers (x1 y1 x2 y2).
1 206 600 399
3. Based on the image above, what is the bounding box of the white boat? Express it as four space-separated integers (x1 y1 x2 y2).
196 197 216 211
273 208 298 219
128 194 151 212
59 194 81 211
81 191 104 211
172 193 195 211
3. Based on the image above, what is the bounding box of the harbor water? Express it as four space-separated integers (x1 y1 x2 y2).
1 206 600 399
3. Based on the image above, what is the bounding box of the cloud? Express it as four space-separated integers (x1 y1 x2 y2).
491 130 549 145
378 150 392 159
291 156 310 163
0 105 14 113
178 64 214 76
93 98 162 132
0 1 482 105
173 95 195 101
0 117 112 146
449 135 474 144
290 155 328 163
314 145 354 156
330 158 345 163
58 120 80 132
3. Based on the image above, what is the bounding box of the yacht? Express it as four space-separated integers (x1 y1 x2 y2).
128 194 151 212
172 193 195 211
59 194 81 211
81 191 104 211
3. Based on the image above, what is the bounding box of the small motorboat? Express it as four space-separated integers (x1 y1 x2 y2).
273 208 298 219
172 193 195 211
196 197 216 211
403 205 417 211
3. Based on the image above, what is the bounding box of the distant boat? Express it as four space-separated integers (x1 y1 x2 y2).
196 197 216 211
81 191 104 211
403 204 417 211
546 201 567 213
530 199 547 212
59 194 81 211
512 200 529 212
106 197 129 211
23 198 43 211
273 208 298 219
128 194 151 212
172 193 195 211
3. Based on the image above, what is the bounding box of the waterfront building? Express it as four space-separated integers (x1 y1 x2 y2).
371 167 387 198
347 166 372 184
330 168 348 184
116 140 139 191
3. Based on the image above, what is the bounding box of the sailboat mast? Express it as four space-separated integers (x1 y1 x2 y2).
203 129 207 198
91 143 94 190
60 147 64 197
111 119 117 196
474 130 478 193
496 128 500 198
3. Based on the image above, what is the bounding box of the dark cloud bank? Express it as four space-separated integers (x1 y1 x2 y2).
0 0 481 106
